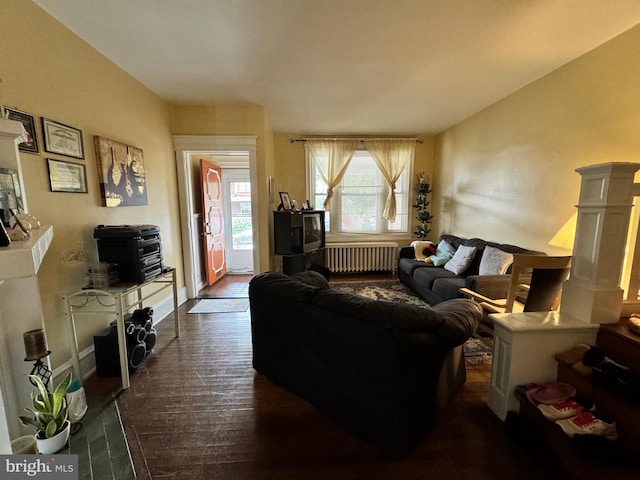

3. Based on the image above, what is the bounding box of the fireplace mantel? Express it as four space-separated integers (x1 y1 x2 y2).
0 226 54 453
0 118 53 453
0 226 53 281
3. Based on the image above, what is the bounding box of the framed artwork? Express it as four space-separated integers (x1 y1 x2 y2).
46 158 88 193
0 168 24 225
94 136 148 207
4 107 39 154
279 191 292 211
41 117 84 159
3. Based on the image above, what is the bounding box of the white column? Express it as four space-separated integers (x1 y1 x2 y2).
560 162 640 324
0 227 53 451
488 311 599 420
0 119 51 452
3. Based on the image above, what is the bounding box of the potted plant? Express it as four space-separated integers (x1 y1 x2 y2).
19 372 73 454
413 172 433 240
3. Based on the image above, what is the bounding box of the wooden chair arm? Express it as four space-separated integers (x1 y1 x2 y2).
459 287 507 308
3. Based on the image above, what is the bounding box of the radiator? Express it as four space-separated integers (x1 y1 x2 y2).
326 242 398 274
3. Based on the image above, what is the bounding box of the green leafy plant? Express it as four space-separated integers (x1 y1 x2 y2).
413 172 432 240
19 372 72 439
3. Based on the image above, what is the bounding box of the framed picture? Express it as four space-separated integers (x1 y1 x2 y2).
0 168 23 226
279 191 292 211
47 158 88 193
41 117 84 159
4 107 39 154
94 136 148 207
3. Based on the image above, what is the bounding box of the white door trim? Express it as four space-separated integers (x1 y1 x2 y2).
173 135 258 299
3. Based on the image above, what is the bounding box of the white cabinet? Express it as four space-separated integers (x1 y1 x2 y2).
487 311 599 420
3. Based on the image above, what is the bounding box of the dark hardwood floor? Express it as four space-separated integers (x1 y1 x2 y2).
106 274 567 479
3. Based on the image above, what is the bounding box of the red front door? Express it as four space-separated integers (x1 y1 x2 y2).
200 159 227 285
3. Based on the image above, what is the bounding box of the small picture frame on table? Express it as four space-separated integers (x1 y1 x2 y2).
279 191 292 211
0 168 23 226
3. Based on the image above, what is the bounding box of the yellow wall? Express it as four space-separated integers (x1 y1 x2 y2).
1 1 181 368
434 23 640 255
170 104 274 272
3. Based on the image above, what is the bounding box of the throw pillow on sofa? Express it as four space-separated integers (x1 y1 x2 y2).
444 245 477 275
411 240 435 261
478 245 514 275
429 239 457 266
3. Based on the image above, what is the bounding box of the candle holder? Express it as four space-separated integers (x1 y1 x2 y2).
25 352 52 388
23 329 52 388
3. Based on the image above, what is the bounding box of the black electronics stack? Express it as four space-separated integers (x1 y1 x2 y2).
94 307 157 377
93 225 163 283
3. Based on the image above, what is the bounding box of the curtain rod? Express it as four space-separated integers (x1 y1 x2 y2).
289 137 424 144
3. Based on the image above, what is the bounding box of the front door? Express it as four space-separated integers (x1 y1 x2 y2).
200 159 226 285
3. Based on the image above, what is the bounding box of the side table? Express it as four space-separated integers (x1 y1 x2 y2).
487 310 599 420
64 267 179 389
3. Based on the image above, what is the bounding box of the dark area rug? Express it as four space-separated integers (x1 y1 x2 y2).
332 280 425 306
332 279 492 365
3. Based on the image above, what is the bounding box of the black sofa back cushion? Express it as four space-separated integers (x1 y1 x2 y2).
249 272 320 302
438 234 544 276
311 289 481 345
310 289 444 331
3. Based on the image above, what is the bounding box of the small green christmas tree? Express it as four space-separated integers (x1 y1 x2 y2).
413 173 432 240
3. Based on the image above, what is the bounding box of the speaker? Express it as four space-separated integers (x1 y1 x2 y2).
94 325 147 377
132 307 153 320
111 320 147 343
128 308 154 332
128 343 147 370
144 327 157 354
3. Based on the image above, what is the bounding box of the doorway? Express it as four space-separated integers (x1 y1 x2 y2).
222 169 254 273
174 136 259 299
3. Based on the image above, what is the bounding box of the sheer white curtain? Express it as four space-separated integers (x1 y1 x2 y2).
305 140 359 210
364 139 415 222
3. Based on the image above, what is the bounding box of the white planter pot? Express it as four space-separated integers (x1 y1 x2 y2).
36 421 71 454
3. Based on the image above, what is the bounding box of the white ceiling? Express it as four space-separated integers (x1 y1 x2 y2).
34 0 640 135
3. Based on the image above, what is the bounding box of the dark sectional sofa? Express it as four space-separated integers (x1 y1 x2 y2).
249 270 482 454
398 234 544 305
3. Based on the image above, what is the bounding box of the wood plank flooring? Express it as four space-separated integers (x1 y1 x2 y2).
110 274 566 479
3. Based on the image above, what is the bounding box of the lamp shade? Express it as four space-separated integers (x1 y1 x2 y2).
549 213 577 251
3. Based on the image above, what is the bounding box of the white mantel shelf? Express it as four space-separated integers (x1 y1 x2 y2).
0 226 53 281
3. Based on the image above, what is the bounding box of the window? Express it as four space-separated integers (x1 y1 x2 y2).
229 181 252 250
308 150 410 236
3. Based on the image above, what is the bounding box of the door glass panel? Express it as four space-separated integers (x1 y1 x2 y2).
230 181 253 250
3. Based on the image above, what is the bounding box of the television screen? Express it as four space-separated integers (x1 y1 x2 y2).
303 214 323 251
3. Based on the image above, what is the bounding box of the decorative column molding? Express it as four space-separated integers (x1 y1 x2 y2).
560 162 640 324
0 119 52 453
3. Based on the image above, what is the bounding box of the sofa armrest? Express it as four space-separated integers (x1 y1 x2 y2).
398 246 415 260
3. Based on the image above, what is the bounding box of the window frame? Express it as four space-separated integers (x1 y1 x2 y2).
305 146 413 242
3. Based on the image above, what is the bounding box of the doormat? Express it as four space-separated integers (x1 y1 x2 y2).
188 298 250 314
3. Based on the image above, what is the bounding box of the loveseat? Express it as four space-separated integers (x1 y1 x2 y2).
398 234 544 305
249 271 482 454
